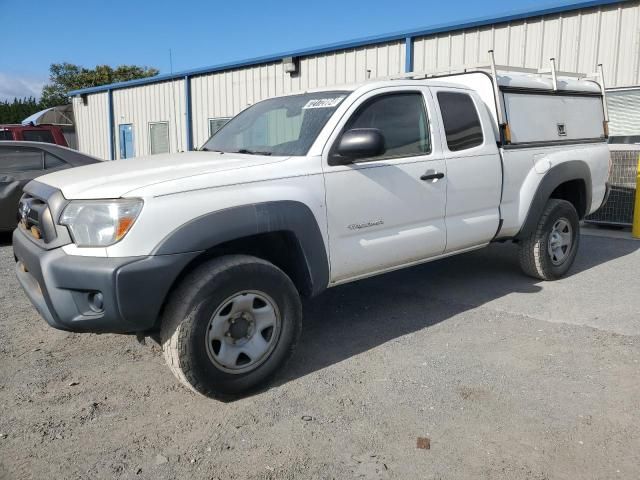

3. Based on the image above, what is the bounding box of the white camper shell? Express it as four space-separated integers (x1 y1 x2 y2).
398 67 607 147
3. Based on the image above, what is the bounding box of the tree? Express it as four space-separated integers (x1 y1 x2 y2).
40 63 159 107
0 97 41 124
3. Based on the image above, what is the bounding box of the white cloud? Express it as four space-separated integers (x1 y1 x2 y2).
0 72 47 101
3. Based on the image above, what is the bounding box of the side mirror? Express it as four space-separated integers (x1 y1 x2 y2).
331 128 385 164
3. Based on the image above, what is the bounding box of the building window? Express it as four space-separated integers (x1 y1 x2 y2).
149 122 170 155
607 88 640 144
437 91 484 151
208 118 231 137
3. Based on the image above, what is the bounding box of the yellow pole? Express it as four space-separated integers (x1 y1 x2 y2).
633 154 640 239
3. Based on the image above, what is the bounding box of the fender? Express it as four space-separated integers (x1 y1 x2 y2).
153 201 329 296
515 160 592 239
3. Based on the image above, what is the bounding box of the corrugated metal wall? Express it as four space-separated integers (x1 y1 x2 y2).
112 79 186 158
72 92 110 159
412 1 640 87
73 1 640 158
190 41 405 147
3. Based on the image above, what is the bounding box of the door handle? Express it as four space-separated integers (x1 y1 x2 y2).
420 172 445 181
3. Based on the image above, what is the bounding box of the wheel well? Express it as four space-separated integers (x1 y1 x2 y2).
550 179 587 218
147 231 318 336
170 230 312 296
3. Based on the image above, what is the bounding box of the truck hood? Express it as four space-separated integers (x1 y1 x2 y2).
37 151 287 199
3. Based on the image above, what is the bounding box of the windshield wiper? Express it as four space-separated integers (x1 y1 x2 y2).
233 149 272 156
201 147 225 153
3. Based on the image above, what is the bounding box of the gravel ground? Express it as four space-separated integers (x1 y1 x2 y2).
1 231 639 479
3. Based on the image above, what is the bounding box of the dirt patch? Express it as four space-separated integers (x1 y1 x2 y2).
1 239 639 479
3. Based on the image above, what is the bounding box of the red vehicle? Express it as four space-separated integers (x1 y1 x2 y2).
0 124 68 147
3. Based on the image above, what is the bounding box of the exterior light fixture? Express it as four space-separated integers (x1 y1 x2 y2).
283 57 299 75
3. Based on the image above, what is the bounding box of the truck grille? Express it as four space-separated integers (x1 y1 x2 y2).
18 194 58 244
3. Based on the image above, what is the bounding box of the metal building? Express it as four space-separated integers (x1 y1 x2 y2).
70 0 640 160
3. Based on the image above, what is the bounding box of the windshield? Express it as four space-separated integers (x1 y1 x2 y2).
201 91 349 156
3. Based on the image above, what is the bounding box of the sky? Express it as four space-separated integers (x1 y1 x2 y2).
0 0 584 101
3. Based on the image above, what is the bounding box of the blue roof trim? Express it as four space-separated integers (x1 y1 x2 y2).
69 0 623 96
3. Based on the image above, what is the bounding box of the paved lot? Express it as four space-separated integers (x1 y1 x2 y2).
0 231 639 479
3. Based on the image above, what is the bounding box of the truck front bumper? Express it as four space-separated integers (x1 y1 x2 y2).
13 228 198 334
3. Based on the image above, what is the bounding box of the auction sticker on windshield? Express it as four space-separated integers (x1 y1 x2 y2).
302 97 346 109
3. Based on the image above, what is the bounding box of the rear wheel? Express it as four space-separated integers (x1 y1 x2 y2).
161 255 302 398
518 199 580 280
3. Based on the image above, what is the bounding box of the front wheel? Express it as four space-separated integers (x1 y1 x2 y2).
161 255 302 399
518 199 580 280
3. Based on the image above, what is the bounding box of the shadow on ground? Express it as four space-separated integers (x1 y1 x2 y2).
2 224 637 400
0 232 12 246
278 235 639 389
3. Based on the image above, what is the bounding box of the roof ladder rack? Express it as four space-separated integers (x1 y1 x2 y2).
597 64 610 123
549 58 558 91
488 50 505 126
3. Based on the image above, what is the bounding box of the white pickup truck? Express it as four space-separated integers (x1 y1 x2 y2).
13 68 610 398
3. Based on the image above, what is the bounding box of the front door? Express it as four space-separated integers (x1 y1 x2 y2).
119 124 135 159
323 87 447 283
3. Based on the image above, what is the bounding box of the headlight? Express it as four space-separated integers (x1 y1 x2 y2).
60 199 143 247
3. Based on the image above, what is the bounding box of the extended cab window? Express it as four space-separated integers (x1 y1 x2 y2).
343 93 430 160
22 130 56 144
0 147 44 172
437 91 483 151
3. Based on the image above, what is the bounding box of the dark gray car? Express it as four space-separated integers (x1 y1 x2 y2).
0 141 102 232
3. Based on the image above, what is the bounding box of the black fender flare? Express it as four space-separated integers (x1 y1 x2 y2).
153 201 329 296
516 160 592 239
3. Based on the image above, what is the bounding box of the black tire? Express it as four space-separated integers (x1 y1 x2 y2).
518 199 580 280
160 255 302 399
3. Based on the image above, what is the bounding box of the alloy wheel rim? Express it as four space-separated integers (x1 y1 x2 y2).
205 291 281 374
547 218 573 265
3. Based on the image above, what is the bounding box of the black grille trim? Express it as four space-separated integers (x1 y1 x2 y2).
18 181 72 250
